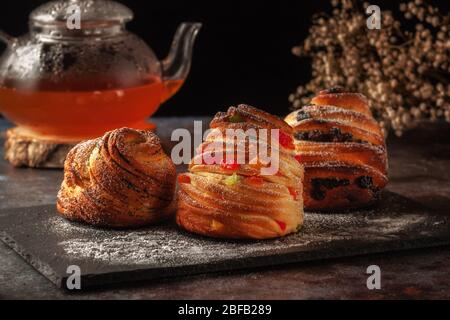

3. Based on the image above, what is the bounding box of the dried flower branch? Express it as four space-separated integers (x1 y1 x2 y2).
289 0 449 136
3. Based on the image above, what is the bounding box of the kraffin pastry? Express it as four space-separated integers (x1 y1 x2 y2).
177 104 304 239
285 88 388 211
57 128 176 228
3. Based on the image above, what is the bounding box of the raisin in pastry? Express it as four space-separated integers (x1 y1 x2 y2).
285 88 388 211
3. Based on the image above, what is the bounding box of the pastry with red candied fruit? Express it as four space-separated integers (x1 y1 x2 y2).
285 87 388 211
177 104 304 239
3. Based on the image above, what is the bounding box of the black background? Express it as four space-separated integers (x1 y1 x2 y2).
0 1 448 116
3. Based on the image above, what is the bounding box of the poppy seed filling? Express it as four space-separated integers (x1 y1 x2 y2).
294 127 361 143
310 178 350 200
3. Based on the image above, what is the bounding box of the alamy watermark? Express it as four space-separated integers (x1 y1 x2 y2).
366 5 381 30
66 265 81 290
366 265 381 290
171 121 281 176
66 5 81 30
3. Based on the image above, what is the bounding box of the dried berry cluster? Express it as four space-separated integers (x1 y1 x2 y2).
289 0 449 136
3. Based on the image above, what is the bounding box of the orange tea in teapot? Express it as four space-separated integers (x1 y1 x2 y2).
0 0 201 142
0 77 184 141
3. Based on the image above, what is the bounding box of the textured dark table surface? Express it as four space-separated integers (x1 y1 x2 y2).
1 118 450 299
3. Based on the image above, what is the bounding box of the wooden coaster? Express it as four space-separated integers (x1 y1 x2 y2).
4 127 78 169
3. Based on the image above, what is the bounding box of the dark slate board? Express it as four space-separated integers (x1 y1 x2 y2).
1 191 450 290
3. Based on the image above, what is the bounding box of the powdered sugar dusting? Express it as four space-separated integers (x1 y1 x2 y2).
51 216 320 266
2 191 449 290
47 193 437 267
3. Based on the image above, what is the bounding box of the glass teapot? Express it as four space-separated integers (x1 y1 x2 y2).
0 0 201 141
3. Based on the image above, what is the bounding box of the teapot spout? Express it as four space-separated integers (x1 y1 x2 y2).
161 22 202 95
0 30 16 46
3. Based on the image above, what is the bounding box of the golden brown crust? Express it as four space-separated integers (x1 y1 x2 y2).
285 89 388 211
311 88 372 116
210 104 294 134
57 128 176 228
177 104 304 239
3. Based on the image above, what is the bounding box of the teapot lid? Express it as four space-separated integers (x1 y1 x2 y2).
30 0 133 27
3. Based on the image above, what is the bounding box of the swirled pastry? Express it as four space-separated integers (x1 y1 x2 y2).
177 104 304 239
285 88 388 211
57 128 176 228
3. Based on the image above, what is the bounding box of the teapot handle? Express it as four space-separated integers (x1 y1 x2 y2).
0 30 16 46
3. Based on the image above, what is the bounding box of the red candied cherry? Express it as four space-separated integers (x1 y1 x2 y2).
275 220 287 232
221 159 240 171
178 174 191 184
288 187 299 200
279 131 295 150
